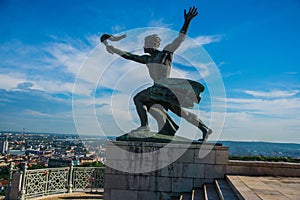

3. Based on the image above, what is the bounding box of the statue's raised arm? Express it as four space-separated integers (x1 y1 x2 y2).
164 6 198 53
100 33 149 64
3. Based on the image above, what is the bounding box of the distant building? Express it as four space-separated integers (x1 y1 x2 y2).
0 135 8 154
79 157 95 165
48 158 72 167
25 149 39 155
7 150 26 155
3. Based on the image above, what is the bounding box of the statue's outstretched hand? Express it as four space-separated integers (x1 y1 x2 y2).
184 6 198 22
106 45 115 54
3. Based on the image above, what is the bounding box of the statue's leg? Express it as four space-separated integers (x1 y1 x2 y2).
168 105 212 141
148 104 179 136
133 89 150 128
164 110 179 134
132 88 178 135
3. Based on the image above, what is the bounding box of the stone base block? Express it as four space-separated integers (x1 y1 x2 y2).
104 141 228 200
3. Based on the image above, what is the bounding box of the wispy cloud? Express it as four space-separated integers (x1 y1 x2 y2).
23 109 53 117
244 89 299 98
148 19 173 28
194 35 223 45
42 37 94 76
0 35 98 94
220 110 300 142
216 87 300 142
0 73 28 90
176 34 223 54
112 24 126 33
224 89 300 125
221 71 243 78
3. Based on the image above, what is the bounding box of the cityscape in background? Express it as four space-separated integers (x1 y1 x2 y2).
0 130 108 196
0 130 107 167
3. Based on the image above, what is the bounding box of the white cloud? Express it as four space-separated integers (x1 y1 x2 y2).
148 19 173 28
112 24 126 33
0 74 28 90
219 91 300 142
226 97 300 117
222 71 243 78
177 34 223 54
194 35 223 45
244 89 299 98
220 110 300 143
42 38 92 75
37 80 75 94
23 109 53 117
0 72 77 94
212 87 300 143
1 35 99 95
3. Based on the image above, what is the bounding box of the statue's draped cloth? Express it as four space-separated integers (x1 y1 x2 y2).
149 78 204 108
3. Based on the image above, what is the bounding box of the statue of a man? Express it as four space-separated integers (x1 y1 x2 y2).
102 7 212 141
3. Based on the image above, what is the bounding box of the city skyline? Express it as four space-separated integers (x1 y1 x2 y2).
1 0 300 143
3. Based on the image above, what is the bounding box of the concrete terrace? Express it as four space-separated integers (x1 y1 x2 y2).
32 190 103 200
227 176 300 200
31 176 300 200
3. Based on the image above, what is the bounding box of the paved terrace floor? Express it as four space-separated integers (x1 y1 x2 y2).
32 191 103 200
30 176 300 200
227 176 300 200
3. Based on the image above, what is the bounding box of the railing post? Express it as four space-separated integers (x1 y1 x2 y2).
4 162 14 200
68 162 74 193
91 167 95 193
19 162 27 200
45 169 49 196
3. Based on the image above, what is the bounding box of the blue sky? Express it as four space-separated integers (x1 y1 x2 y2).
0 0 300 143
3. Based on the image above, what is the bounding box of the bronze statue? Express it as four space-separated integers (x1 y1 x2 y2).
101 7 212 141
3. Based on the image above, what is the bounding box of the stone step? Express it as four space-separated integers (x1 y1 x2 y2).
176 178 238 200
179 192 192 200
215 179 238 200
204 184 220 200
171 195 181 200
193 188 205 200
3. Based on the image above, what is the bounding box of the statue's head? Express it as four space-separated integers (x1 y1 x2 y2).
144 34 161 53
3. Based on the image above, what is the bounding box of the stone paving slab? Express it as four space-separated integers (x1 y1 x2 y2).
227 175 300 200
31 191 103 200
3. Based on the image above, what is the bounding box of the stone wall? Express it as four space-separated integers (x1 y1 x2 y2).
104 141 228 200
227 160 300 177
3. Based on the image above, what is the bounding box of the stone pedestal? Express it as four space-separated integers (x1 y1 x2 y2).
104 140 228 200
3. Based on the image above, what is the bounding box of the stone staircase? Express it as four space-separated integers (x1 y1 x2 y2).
177 177 239 200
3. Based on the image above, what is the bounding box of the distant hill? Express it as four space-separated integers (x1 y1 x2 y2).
219 141 300 159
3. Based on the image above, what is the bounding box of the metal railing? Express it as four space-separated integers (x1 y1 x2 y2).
7 163 104 200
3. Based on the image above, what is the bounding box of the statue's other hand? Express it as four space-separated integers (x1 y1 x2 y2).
184 6 198 21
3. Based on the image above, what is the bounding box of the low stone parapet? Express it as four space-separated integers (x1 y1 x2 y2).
226 160 300 177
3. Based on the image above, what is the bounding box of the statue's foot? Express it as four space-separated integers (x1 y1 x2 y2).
198 128 212 142
130 126 150 133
